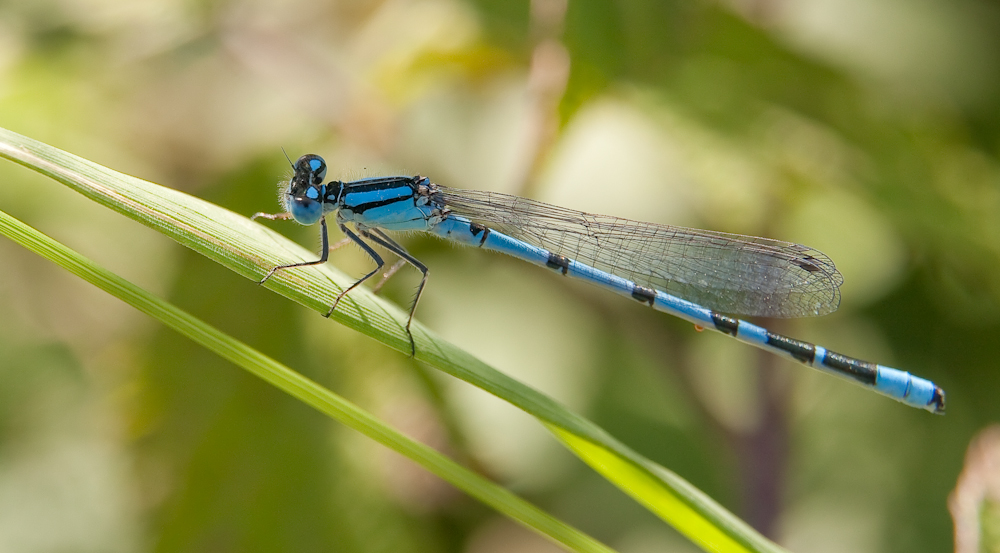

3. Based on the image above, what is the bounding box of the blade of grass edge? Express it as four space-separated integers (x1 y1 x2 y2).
0 208 617 553
0 127 787 553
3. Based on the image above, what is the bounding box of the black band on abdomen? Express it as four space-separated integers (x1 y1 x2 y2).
546 253 570 275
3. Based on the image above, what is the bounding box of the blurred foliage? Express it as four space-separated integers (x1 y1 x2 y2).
0 0 999 552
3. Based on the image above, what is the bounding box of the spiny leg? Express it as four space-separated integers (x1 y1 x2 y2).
362 228 428 357
371 259 407 294
328 236 352 252
364 228 410 294
251 211 293 221
258 216 331 284
327 235 403 293
326 223 385 318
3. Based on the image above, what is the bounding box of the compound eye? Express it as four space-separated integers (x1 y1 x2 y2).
288 193 322 225
295 154 327 184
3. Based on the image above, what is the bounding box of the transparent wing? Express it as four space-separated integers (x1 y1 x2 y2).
435 187 843 318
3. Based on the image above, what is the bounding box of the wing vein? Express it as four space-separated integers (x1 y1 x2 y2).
435 186 843 318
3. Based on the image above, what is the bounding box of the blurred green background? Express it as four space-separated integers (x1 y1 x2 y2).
0 0 998 551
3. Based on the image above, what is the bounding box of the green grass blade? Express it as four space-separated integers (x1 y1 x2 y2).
0 208 616 553
0 127 788 553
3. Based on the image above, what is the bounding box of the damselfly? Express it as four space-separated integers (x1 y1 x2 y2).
254 154 945 413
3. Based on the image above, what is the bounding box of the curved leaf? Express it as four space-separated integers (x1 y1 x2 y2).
0 127 787 553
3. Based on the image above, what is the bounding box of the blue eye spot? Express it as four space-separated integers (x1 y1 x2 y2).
310 159 322 171
306 187 320 199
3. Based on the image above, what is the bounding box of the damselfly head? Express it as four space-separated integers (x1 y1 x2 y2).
283 154 328 225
